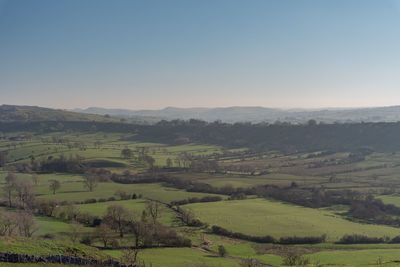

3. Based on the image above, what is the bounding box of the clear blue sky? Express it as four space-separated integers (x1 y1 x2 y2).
1 0 400 109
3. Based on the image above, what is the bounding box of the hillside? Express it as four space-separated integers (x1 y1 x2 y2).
75 105 400 123
0 105 122 123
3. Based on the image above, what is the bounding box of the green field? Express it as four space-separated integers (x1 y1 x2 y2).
0 237 107 259
104 247 241 267
4 127 400 266
36 181 224 203
186 198 400 241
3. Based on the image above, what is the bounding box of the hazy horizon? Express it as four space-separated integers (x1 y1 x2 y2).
1 103 397 112
2 0 400 109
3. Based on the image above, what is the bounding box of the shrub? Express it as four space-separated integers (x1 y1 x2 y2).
218 245 227 257
211 225 275 243
83 198 97 204
279 235 326 244
338 234 385 244
42 233 55 239
390 235 400 243
110 239 120 249
80 235 93 245
283 253 310 266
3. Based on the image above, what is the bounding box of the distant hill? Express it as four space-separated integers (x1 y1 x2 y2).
74 105 400 123
3 104 400 124
0 105 122 122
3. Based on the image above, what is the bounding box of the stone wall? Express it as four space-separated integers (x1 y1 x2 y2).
0 252 136 266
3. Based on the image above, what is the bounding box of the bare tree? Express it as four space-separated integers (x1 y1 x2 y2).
36 199 58 217
176 208 196 225
3 183 14 207
103 204 129 237
94 223 113 248
5 173 17 184
12 179 35 209
49 179 61 194
120 248 140 266
20 181 36 209
83 172 98 192
146 200 162 224
16 211 38 237
31 174 39 185
127 216 147 253
68 221 84 243
166 158 173 168
0 210 18 236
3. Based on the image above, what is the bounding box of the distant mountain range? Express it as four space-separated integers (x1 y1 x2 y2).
73 105 400 123
2 104 400 124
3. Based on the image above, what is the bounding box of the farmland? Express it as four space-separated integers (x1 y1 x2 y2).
2 119 400 266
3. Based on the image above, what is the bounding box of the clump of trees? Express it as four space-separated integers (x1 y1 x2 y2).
211 225 275 244
171 196 222 206
2 173 35 209
338 234 386 244
0 209 38 237
94 203 191 252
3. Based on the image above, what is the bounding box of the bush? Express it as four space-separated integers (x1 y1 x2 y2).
218 245 227 257
338 234 385 244
84 198 97 204
211 225 275 243
80 235 93 245
110 239 120 249
171 196 222 206
279 235 326 244
283 253 310 266
390 235 400 243
42 233 55 239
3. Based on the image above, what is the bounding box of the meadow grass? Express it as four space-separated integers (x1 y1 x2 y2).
0 237 107 259
36 182 224 203
186 198 400 241
377 194 400 207
309 249 400 265
35 216 72 235
103 247 241 267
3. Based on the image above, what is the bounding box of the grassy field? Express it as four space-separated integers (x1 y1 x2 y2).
36 182 224 203
186 198 400 241
35 216 72 235
104 247 241 267
377 194 400 207
4 129 400 266
309 249 400 265
0 237 107 259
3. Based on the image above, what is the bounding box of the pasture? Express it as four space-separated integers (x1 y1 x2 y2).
3 128 400 266
186 198 400 241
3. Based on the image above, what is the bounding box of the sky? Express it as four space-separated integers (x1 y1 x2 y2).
1 0 400 110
